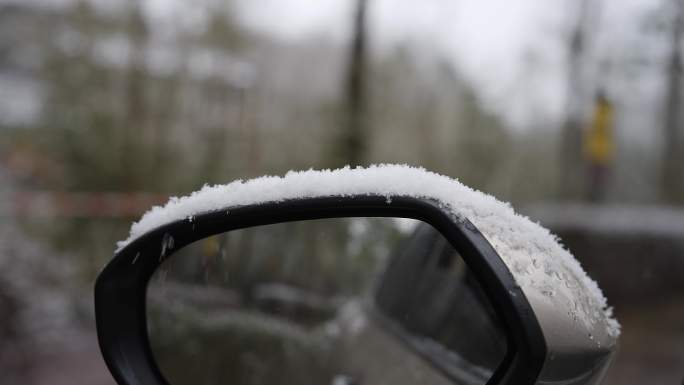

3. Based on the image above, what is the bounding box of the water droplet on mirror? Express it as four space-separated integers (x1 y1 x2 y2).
568 310 579 322
160 233 175 260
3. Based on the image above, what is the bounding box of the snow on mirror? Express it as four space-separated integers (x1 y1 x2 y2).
146 217 507 385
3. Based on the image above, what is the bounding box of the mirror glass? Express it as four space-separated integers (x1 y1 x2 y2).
147 218 507 385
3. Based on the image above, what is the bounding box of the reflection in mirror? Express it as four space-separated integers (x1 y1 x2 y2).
147 218 507 385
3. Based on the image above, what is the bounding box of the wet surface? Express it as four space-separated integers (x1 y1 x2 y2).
1 331 114 385
602 300 684 385
28 340 114 385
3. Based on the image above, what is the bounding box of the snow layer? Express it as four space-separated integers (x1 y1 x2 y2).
117 165 620 338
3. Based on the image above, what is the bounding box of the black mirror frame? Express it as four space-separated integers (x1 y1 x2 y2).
95 195 547 385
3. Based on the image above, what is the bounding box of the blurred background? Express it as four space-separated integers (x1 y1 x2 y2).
0 0 682 384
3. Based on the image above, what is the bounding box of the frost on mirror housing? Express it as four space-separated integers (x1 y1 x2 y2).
95 165 620 385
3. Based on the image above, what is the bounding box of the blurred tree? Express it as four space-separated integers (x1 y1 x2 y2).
122 2 150 189
367 44 511 195
559 0 593 201
339 0 369 166
451 87 511 192
662 0 684 203
40 0 129 191
23 0 250 279
205 9 246 51
36 0 249 193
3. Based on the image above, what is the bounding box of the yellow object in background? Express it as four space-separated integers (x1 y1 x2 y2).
585 95 614 165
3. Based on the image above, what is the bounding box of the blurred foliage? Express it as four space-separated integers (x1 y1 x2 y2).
8 0 525 194
0 0 533 269
38 2 182 192
1 0 680 287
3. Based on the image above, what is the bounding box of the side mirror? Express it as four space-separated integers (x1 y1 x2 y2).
95 166 619 385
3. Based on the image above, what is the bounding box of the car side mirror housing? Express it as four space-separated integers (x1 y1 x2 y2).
95 166 619 385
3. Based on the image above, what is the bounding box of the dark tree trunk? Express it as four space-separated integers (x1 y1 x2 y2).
342 0 368 166
662 0 684 203
559 0 591 200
